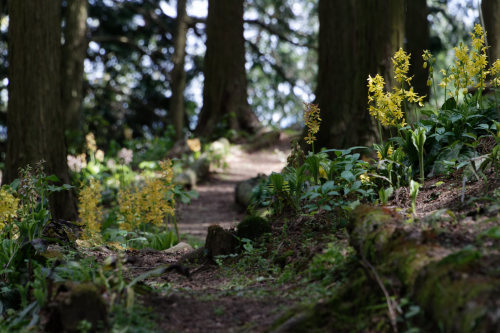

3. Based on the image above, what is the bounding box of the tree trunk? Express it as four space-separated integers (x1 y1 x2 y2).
170 0 188 140
5 0 77 220
315 0 404 150
405 0 430 99
482 0 500 62
195 0 260 138
62 0 88 135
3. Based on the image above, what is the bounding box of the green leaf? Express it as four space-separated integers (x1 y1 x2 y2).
441 97 456 110
45 175 60 182
340 170 355 182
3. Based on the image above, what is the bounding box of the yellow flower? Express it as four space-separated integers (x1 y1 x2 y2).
392 48 411 84
303 103 321 145
85 133 97 152
387 145 393 157
377 151 383 160
187 138 201 152
78 179 103 240
95 149 105 162
359 173 371 184
492 59 500 87
319 166 328 179
118 160 175 230
0 187 19 232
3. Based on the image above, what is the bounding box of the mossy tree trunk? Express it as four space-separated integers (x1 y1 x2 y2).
405 0 430 100
315 0 404 150
62 0 88 138
170 0 188 140
482 0 500 62
5 0 77 220
195 0 260 138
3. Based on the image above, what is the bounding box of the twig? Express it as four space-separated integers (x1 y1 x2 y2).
359 254 399 333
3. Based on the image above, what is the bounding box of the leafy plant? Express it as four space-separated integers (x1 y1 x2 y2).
411 126 427 183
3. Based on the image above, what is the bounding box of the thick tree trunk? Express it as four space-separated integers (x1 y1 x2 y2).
62 0 88 135
170 0 188 140
315 0 404 150
405 0 430 99
482 0 500 62
195 0 260 138
5 0 77 220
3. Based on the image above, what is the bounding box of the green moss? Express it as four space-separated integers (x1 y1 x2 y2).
414 252 500 332
349 205 397 261
236 215 271 241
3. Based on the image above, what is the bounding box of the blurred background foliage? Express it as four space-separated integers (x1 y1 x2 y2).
0 0 487 158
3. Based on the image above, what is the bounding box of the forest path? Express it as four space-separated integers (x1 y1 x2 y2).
176 137 290 239
134 136 293 332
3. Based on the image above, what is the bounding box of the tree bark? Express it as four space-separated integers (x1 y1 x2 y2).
315 0 405 150
195 0 260 138
405 0 430 99
170 0 188 140
482 0 500 62
62 0 88 135
5 0 77 220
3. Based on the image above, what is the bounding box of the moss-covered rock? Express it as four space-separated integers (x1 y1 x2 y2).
413 250 500 332
236 215 271 241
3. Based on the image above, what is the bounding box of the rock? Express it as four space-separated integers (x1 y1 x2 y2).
246 130 281 151
204 225 238 258
178 247 207 264
236 216 271 241
413 250 500 332
166 139 191 158
207 138 230 156
192 157 210 181
173 169 197 189
235 174 267 209
161 241 194 255
43 282 107 333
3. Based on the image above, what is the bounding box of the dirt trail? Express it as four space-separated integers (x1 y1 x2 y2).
177 139 289 239
132 137 293 332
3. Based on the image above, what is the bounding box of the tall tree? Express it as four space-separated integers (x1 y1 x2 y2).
196 0 260 138
62 0 88 137
482 0 500 61
5 0 77 220
170 0 188 140
405 0 430 99
314 0 405 149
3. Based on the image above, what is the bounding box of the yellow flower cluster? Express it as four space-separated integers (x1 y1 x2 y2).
303 103 321 144
492 59 500 87
86 133 97 152
78 178 103 240
422 50 435 87
393 48 412 85
0 187 19 232
376 145 393 160
118 160 175 231
441 24 488 96
368 48 424 128
359 173 371 184
187 138 201 152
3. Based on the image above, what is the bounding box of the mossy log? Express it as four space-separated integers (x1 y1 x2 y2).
272 205 500 332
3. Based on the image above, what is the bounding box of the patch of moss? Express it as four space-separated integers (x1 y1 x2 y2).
349 205 398 261
413 252 500 332
236 215 271 241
